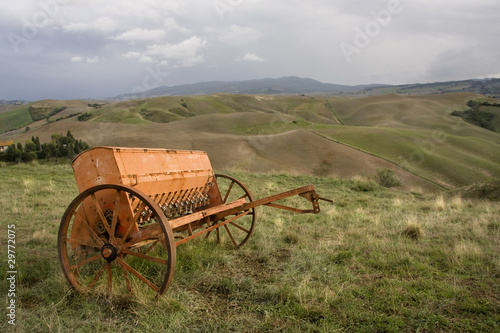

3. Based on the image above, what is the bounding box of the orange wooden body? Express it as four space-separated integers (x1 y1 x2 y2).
71 147 217 242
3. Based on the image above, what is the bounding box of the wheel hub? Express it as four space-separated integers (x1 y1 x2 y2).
101 244 118 262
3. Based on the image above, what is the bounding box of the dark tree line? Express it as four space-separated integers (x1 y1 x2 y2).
0 130 90 163
451 100 497 132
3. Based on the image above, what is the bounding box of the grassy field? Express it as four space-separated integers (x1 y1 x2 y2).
83 94 339 125
314 126 500 188
1 162 499 332
0 107 32 133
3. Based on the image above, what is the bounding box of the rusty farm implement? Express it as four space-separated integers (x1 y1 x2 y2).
58 147 331 296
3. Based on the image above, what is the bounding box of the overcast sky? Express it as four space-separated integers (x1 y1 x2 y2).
1 0 499 101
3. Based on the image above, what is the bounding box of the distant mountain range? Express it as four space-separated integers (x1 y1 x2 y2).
111 76 387 100
111 76 500 100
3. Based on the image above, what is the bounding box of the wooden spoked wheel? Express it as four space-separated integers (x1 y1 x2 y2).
208 174 257 248
58 184 176 297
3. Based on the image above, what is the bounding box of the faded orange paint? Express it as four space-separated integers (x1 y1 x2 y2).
72 146 214 194
71 146 215 238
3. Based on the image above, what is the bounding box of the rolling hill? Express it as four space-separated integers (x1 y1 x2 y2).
1 92 499 193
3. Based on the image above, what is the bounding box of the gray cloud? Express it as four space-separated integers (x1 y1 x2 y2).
1 0 499 100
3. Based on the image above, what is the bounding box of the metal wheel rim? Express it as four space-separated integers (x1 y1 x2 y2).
58 184 176 296
209 174 257 248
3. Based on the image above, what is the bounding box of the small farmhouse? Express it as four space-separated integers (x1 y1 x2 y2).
0 140 14 153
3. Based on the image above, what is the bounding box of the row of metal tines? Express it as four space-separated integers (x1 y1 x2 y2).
159 190 211 217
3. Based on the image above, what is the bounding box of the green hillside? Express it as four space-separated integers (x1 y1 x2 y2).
2 93 499 192
363 78 500 96
313 126 500 188
0 106 32 133
0 99 96 135
84 95 339 125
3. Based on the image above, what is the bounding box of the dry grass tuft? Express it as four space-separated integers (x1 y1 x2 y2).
450 196 463 209
402 223 422 240
393 198 403 207
30 229 52 244
434 195 446 210
284 232 299 245
454 241 483 259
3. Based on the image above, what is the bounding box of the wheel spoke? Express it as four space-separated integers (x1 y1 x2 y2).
120 201 147 244
73 210 104 246
70 252 102 271
204 230 212 239
223 181 235 203
107 262 112 294
91 193 112 235
143 239 159 255
88 263 107 290
204 227 213 239
117 257 159 294
223 224 238 247
66 237 101 249
204 221 215 240
119 257 133 294
229 221 250 233
110 190 121 240
120 249 168 265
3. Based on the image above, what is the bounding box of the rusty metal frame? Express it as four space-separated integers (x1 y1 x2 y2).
212 185 332 220
165 184 332 246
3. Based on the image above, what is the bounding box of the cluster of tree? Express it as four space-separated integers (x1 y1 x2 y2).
466 99 500 109
451 109 495 131
88 103 105 109
481 101 500 107
77 112 94 121
0 131 90 163
54 113 81 122
451 100 497 132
